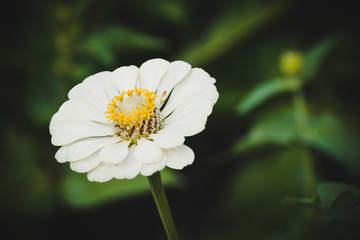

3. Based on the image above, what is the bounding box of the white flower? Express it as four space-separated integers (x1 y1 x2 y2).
49 58 218 182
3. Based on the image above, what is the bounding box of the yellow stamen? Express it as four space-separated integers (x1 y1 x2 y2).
104 88 157 128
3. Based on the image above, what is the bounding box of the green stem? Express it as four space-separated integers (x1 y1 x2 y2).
291 77 310 137
148 171 179 240
293 91 308 130
291 79 317 197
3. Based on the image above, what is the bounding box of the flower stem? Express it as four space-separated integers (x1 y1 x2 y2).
292 79 310 137
147 171 179 240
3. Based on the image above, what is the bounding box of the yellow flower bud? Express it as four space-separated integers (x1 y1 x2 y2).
279 50 303 76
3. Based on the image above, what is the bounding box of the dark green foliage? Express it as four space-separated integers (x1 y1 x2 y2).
1 0 360 239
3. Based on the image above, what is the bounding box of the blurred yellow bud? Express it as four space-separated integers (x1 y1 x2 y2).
279 50 303 76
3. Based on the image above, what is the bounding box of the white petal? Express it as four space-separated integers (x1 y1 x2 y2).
68 79 108 113
161 68 218 118
111 149 142 179
164 117 207 138
140 155 167 176
155 61 191 106
99 141 129 164
51 100 108 131
70 152 101 173
165 98 213 123
67 137 120 162
55 145 70 163
49 101 81 135
86 71 118 101
134 138 163 164
150 131 184 148
72 100 109 123
139 58 170 92
51 118 114 146
153 124 191 141
165 145 194 170
111 65 138 92
87 163 113 182
49 99 111 137
163 98 214 137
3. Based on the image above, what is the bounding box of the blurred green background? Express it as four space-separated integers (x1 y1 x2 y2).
2 0 360 239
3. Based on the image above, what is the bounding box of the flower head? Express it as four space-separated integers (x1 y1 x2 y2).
279 50 303 76
49 58 218 182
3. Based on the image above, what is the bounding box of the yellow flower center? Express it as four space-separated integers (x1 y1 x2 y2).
105 88 161 141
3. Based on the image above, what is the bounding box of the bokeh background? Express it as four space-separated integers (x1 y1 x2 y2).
2 0 360 239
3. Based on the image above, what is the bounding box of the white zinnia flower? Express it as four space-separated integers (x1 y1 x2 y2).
50 58 218 182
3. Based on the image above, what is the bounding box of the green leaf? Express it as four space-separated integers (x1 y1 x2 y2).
235 109 360 175
226 147 316 238
302 35 340 81
316 183 360 222
233 107 298 153
79 26 168 65
150 1 187 24
235 77 300 115
231 147 317 202
317 183 352 212
282 196 318 209
177 1 288 66
303 113 360 175
60 168 182 208
282 183 360 225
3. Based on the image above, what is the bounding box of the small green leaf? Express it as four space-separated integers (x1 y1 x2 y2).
316 183 351 212
302 35 340 81
151 1 187 24
235 77 300 115
282 196 318 209
303 113 360 175
324 189 360 221
60 169 182 208
79 27 168 65
316 183 360 221
233 107 298 153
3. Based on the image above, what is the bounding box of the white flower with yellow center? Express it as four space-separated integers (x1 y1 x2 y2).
50 58 218 182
